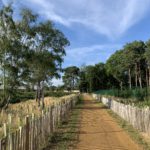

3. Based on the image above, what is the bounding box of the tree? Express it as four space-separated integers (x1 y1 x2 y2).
0 5 24 106
123 41 145 89
0 6 69 108
145 40 150 87
94 63 108 89
78 63 112 92
105 50 126 90
28 21 69 108
79 66 88 92
63 66 80 91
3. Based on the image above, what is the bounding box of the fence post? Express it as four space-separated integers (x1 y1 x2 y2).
3 123 7 150
19 126 22 150
31 113 35 150
50 106 53 133
0 95 78 150
25 116 29 150
8 114 12 150
3 123 7 137
8 114 12 128
0 139 2 150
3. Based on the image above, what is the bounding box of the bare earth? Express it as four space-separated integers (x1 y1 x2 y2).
76 94 142 150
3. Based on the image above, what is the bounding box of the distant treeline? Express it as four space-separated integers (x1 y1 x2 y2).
63 40 150 94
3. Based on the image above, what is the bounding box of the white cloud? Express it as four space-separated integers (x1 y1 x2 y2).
52 78 63 86
10 0 150 38
1 0 10 5
53 44 121 86
2 0 150 38
64 44 122 67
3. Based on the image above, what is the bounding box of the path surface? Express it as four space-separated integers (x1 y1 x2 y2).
76 94 142 150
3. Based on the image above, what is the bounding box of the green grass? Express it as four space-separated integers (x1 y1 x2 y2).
94 88 150 107
43 99 82 150
107 109 150 150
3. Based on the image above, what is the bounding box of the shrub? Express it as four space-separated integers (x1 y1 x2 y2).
94 87 149 102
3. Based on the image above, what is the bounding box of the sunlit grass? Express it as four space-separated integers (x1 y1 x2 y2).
0 94 74 138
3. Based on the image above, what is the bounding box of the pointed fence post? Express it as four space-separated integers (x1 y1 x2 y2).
25 116 29 150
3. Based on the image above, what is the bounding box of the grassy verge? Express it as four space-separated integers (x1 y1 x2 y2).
107 109 150 150
43 100 82 150
9 91 73 104
94 88 150 107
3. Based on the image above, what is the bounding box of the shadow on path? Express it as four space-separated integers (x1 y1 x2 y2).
43 105 81 150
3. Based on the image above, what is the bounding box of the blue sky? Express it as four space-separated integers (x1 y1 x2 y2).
2 0 150 85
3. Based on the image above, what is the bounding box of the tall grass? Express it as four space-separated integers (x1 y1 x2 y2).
95 87 150 105
0 94 75 138
0 90 72 106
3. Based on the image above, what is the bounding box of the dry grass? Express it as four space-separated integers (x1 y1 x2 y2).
0 94 74 138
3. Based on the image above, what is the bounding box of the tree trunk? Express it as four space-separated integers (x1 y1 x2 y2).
146 68 149 87
35 86 38 102
37 81 41 107
41 81 45 109
128 68 132 89
135 63 138 88
139 76 142 89
32 84 34 91
89 79 92 92
3 96 10 109
72 77 75 90
3 50 6 103
149 67 150 87
120 81 123 91
138 64 142 89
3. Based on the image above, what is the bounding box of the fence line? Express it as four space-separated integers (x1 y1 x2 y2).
0 95 79 150
93 94 150 135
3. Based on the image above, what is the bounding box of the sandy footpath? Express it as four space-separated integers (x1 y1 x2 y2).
76 94 142 150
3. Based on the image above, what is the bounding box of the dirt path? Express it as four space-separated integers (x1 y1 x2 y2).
76 94 142 150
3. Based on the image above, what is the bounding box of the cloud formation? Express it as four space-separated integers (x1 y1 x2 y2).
7 0 150 38
64 44 122 67
53 44 121 85
51 78 63 86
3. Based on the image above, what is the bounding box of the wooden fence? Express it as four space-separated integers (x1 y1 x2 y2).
0 95 79 150
93 94 150 135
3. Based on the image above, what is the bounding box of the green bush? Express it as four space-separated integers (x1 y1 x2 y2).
94 88 149 103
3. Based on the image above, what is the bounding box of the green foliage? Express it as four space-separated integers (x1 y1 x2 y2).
0 5 69 107
78 39 150 94
105 50 125 83
63 66 80 91
105 41 147 90
78 63 117 92
95 88 149 102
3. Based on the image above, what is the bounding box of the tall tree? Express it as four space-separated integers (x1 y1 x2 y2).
0 6 69 108
0 5 23 106
123 41 145 89
145 40 150 87
106 50 126 90
63 66 80 91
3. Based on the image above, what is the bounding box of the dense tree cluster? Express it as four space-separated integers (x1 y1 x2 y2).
63 40 150 93
62 66 79 91
63 63 117 92
0 5 69 108
78 63 113 92
106 40 149 90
